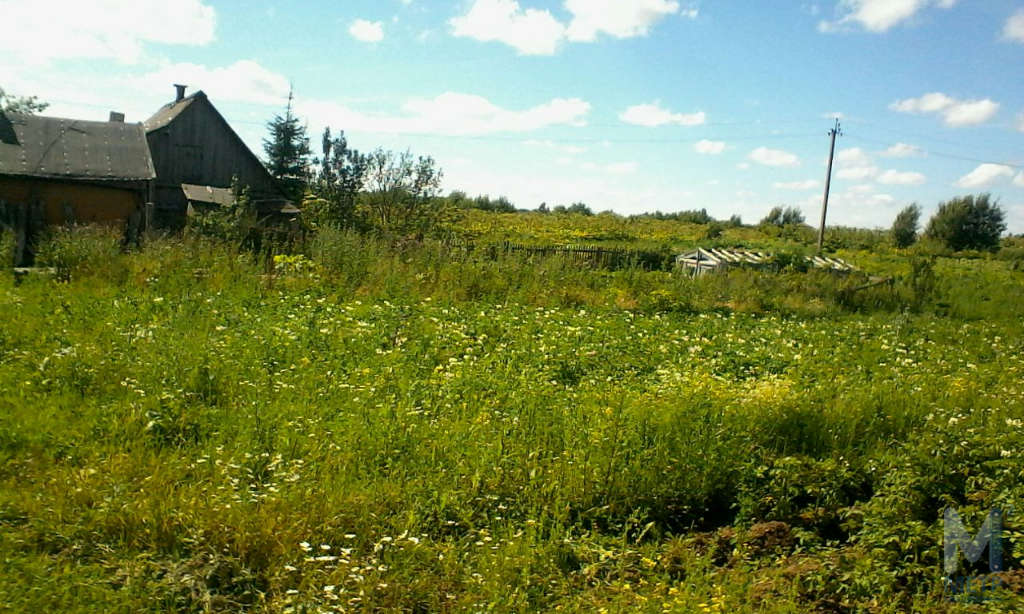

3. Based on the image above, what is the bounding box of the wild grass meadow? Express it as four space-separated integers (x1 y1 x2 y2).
2 218 1024 612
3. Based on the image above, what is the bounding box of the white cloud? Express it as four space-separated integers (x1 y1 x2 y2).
820 0 957 33
0 0 216 65
449 0 566 55
877 169 926 185
605 161 639 174
1014 172 1024 187
832 147 877 179
1004 9 1024 43
349 19 384 42
837 166 879 180
881 142 924 157
523 139 587 155
693 139 726 154
449 0 684 54
620 103 705 127
749 147 800 167
299 92 590 136
836 147 872 167
955 163 1015 188
137 60 290 106
890 92 1000 126
565 0 683 41
774 180 819 190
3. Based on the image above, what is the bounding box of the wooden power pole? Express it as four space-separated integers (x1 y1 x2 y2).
817 118 841 253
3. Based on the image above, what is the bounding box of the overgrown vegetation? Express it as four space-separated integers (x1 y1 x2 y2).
2 217 1023 612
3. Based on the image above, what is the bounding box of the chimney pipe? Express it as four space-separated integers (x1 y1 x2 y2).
174 84 187 102
109 111 125 122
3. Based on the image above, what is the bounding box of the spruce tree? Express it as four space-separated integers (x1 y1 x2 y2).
263 88 311 203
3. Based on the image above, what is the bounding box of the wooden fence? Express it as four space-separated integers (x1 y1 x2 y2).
447 240 673 271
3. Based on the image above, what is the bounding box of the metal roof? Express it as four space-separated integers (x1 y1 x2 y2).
0 111 155 181
181 183 234 206
676 248 856 272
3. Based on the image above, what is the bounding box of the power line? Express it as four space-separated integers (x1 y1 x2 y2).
845 133 1023 170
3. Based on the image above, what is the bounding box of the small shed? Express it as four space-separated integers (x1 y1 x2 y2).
0 110 155 264
183 183 299 222
676 247 856 276
145 85 288 228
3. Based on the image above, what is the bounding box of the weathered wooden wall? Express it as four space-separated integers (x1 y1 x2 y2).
147 99 280 227
0 176 141 225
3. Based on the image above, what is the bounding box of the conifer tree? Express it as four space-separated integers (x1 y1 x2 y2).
263 88 311 203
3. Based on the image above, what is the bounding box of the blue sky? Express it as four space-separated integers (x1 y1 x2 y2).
4 0 1024 230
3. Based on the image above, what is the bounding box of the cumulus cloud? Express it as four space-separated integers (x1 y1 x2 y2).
881 142 924 157
0 0 216 65
1004 9 1024 43
620 103 705 127
565 0 684 41
299 91 591 136
749 147 800 167
833 147 877 179
774 180 819 190
819 0 957 33
877 169 926 185
449 0 685 54
1014 172 1024 187
449 0 565 54
349 19 384 42
890 92 1000 126
693 139 726 154
138 60 291 106
955 163 1015 188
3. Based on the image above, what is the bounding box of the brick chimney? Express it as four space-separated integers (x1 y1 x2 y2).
174 84 187 102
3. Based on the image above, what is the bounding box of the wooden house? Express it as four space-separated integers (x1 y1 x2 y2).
144 85 290 228
676 247 856 276
0 110 155 265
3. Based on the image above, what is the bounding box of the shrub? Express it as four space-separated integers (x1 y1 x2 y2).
924 194 1006 252
34 225 124 281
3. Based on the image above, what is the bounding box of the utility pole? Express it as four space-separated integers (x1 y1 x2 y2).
817 118 841 253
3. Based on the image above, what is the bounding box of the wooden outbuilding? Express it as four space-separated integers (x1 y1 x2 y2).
144 85 290 228
676 247 856 276
0 110 155 265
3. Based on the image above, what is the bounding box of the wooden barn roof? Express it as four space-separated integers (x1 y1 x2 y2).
0 111 155 182
144 92 201 132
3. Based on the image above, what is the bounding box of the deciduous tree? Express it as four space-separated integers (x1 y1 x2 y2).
891 204 921 248
924 194 1005 252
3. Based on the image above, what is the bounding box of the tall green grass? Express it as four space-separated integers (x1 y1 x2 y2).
1 226 1023 612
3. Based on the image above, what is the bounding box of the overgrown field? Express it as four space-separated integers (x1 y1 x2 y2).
2 228 1024 612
